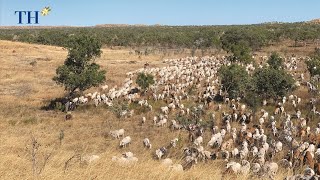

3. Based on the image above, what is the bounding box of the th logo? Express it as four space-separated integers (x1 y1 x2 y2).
15 11 39 24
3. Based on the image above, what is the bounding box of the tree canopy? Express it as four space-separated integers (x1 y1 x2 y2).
267 52 284 70
218 64 250 99
219 52 295 102
53 34 106 95
253 67 295 100
2 23 320 50
228 41 253 64
136 73 155 92
306 48 320 77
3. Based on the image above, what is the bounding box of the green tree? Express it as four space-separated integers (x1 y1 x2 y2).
229 41 253 64
220 28 267 52
267 52 284 70
219 64 250 99
136 73 155 93
53 34 106 96
253 68 295 100
244 91 261 121
306 48 320 77
306 57 320 77
221 29 245 52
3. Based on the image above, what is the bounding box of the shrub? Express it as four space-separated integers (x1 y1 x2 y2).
136 73 155 93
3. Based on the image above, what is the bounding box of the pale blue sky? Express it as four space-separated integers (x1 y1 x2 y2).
0 0 319 26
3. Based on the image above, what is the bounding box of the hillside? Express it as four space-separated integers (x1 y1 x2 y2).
1 22 320 52
0 40 229 179
308 18 320 24
0 39 318 180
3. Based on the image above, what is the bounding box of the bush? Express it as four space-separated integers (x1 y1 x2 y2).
243 91 261 113
109 101 129 119
306 56 320 77
128 102 150 115
267 52 284 70
41 97 68 111
218 64 250 99
136 73 155 92
228 41 253 64
176 115 192 126
253 67 295 100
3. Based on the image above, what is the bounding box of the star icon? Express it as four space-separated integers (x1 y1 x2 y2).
41 6 51 16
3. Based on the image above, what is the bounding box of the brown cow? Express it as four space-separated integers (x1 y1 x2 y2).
297 129 307 140
309 133 320 145
65 111 73 120
274 107 280 115
221 139 234 151
292 149 304 170
304 151 315 169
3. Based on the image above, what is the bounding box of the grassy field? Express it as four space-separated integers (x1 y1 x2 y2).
0 40 317 179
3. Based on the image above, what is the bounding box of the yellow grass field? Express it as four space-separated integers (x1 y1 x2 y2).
0 40 314 179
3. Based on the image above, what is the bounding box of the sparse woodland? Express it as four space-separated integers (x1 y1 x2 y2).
0 23 320 179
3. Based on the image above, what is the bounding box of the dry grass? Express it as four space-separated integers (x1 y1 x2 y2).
0 40 317 179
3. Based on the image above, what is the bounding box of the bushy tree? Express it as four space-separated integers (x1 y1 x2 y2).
306 48 320 77
221 28 267 52
220 29 254 64
306 57 320 77
243 91 261 121
221 29 246 52
228 41 253 64
219 64 250 99
53 34 106 95
136 73 155 92
267 52 284 70
253 68 295 100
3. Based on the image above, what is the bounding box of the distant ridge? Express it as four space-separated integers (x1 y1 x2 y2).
308 18 320 24
261 21 284 24
1 19 319 29
95 24 149 27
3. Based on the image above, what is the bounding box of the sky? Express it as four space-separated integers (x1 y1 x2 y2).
0 0 319 26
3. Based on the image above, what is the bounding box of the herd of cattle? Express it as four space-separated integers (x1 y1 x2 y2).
67 55 320 179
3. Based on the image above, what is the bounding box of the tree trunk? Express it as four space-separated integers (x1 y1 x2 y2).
69 87 78 98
